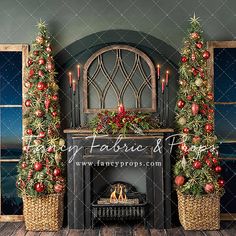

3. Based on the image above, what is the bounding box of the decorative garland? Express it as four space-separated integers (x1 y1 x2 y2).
90 110 160 135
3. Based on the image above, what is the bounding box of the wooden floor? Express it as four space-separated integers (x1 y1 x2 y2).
1 221 236 236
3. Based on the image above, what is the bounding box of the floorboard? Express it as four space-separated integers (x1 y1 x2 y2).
1 222 236 236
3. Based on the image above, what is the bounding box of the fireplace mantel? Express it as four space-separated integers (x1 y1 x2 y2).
64 128 174 134
65 129 175 229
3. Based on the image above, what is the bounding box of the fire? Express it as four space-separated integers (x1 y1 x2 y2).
109 184 127 204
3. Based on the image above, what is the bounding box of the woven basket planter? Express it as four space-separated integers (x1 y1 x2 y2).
22 192 64 231
177 191 221 230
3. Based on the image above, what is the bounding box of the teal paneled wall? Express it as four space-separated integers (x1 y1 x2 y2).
1 0 235 53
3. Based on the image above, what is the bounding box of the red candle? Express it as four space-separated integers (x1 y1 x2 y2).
68 72 72 87
165 70 169 85
72 80 76 93
118 103 125 114
157 64 160 78
161 79 165 93
77 65 80 79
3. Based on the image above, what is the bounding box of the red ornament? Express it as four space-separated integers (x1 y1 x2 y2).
191 32 200 40
179 143 189 154
200 72 205 78
35 109 44 118
208 108 214 114
48 128 53 136
177 100 185 109
175 176 185 186
38 131 46 138
33 50 39 56
204 183 214 193
21 162 27 169
196 42 203 49
212 157 218 165
25 99 31 107
53 168 61 177
34 182 45 193
37 82 46 91
34 162 43 171
27 58 33 67
208 114 213 120
44 98 51 110
193 70 198 77
52 111 57 117
38 70 44 77
38 58 45 65
46 46 52 53
52 94 58 101
192 136 201 144
29 69 34 78
218 178 225 188
208 151 213 158
205 123 213 133
26 129 33 135
215 166 222 173
203 50 210 59
191 53 196 61
200 109 207 116
187 95 193 101
27 170 33 181
54 184 64 193
46 62 54 72
191 103 199 115
192 160 202 169
47 146 54 153
183 128 189 133
205 159 212 167
207 93 214 100
24 81 32 88
181 56 188 63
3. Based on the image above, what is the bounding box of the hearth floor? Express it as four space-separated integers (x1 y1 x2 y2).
1 221 236 236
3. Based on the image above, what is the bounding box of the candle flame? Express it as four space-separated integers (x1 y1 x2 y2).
162 78 165 83
166 70 169 74
157 64 160 68
69 72 72 75
72 80 76 84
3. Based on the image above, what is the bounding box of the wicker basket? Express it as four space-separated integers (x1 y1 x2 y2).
22 192 64 231
177 191 221 230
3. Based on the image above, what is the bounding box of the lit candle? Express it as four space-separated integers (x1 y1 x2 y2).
161 79 165 93
77 65 80 79
72 80 76 94
165 70 169 85
118 103 125 114
157 64 160 78
68 72 72 87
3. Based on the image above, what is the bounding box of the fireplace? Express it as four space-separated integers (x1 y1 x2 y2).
64 129 174 229
92 182 148 227
63 44 176 229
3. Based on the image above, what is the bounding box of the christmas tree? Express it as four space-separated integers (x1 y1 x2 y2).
174 15 224 196
17 20 65 196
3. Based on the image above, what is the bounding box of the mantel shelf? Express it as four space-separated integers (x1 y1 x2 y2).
63 128 174 134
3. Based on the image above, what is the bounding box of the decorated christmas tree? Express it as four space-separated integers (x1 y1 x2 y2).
17 20 65 196
174 15 224 196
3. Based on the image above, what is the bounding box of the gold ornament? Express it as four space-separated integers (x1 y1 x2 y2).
59 138 65 147
55 152 62 165
178 117 187 126
195 78 203 87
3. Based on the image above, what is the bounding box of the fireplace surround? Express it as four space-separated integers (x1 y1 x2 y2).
64 128 174 229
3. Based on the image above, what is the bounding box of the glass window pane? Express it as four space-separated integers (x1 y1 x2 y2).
215 104 236 140
1 108 22 159
1 162 23 215
214 48 236 102
220 160 236 213
219 143 236 158
0 51 22 105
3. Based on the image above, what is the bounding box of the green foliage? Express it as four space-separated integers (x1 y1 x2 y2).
90 110 160 136
174 16 224 196
16 20 65 197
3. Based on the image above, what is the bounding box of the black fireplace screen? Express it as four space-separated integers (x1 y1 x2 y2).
83 45 157 113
